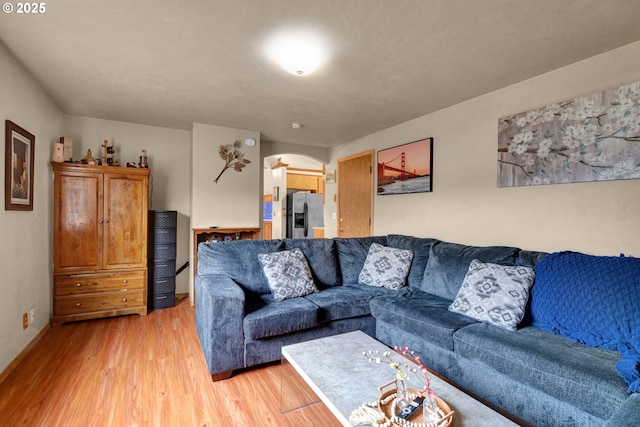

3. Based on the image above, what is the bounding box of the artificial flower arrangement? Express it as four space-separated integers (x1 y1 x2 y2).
363 346 437 400
351 347 451 427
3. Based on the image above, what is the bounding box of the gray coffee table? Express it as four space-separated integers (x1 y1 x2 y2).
281 330 520 426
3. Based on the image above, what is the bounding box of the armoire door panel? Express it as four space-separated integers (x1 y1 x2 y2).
103 174 149 269
54 172 103 271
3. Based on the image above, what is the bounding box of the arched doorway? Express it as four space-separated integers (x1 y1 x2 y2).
263 154 325 239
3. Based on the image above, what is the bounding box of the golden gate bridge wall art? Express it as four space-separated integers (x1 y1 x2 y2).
377 137 433 195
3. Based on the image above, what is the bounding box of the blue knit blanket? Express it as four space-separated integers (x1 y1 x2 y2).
531 251 640 393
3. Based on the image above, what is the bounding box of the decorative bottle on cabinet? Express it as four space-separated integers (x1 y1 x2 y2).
148 210 177 309
51 162 150 326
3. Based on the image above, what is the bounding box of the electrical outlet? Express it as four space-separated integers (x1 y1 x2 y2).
29 308 35 324
22 313 28 330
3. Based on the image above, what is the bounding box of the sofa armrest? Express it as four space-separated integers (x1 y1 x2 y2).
604 393 640 427
195 274 245 377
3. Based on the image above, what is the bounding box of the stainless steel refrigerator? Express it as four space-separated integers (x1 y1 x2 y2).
286 193 324 238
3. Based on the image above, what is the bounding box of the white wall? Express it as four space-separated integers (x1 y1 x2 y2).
261 140 329 164
270 166 287 238
328 40 640 257
0 42 63 374
191 123 261 228
190 123 261 295
62 116 192 294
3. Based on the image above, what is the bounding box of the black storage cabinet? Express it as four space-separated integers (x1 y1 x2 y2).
148 210 177 309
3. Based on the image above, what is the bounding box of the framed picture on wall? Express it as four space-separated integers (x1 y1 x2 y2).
5 120 35 211
377 137 433 195
497 80 640 187
326 169 336 184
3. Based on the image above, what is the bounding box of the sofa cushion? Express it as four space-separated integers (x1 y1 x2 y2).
454 322 629 419
358 243 414 290
257 248 318 302
335 236 388 284
531 251 640 392
284 238 341 288
449 260 535 331
516 250 547 268
243 293 320 340
197 239 284 294
386 235 435 289
370 289 477 351
422 240 520 301
305 283 402 322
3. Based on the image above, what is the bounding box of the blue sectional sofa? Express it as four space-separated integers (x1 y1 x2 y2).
195 235 640 427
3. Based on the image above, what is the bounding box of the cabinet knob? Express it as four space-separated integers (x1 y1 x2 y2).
75 302 81 307
104 219 109 223
122 279 128 284
122 298 128 302
123 288 128 292
98 219 103 224
76 283 81 287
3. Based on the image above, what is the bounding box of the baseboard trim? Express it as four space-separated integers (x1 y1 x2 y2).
0 323 50 384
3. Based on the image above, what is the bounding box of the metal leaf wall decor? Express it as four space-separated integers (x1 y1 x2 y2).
214 140 251 183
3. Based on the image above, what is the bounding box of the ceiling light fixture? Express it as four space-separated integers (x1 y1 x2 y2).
264 29 329 76
291 122 302 129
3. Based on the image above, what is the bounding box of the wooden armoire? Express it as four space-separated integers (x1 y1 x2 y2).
51 162 150 326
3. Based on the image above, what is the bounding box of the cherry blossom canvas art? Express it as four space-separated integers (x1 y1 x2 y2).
498 81 640 187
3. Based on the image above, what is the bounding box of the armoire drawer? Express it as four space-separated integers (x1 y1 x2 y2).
55 271 145 296
55 289 145 316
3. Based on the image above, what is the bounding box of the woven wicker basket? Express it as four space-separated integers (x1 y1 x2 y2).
377 381 453 427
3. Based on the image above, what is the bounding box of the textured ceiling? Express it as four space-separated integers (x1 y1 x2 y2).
2 0 640 147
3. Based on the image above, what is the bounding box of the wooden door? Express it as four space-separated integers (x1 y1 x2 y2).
263 194 273 240
262 221 272 240
53 170 103 272
103 172 148 269
337 150 374 237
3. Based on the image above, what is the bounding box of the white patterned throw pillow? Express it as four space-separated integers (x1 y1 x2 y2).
449 259 535 331
358 243 414 290
257 249 318 302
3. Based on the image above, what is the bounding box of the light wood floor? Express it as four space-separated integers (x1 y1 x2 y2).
0 298 342 427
